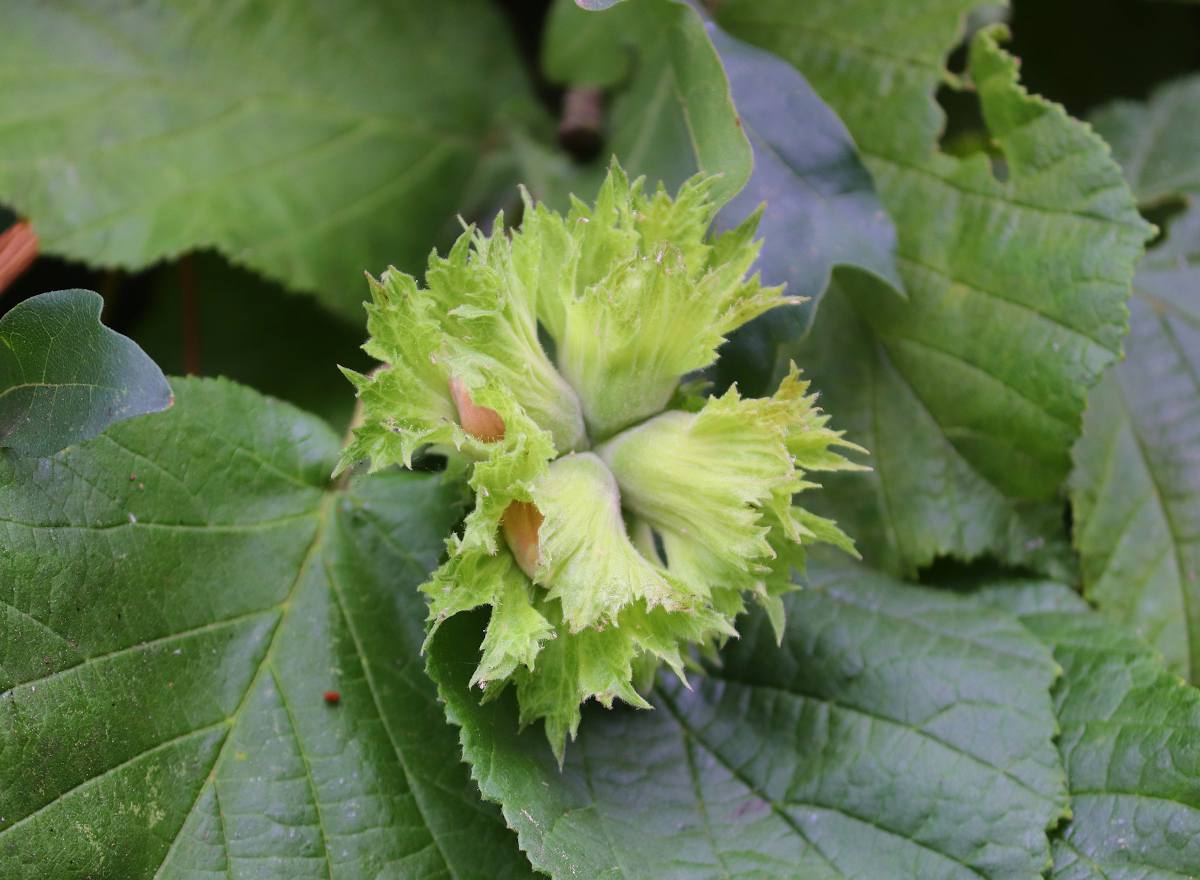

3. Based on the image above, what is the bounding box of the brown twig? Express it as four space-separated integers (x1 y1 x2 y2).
0 222 39 296
179 255 201 375
558 87 605 161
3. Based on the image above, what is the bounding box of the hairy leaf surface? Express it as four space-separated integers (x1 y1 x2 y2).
0 378 530 879
1070 241 1200 680
978 581 1200 879
0 1 531 318
0 289 170 457
1071 79 1200 680
429 555 1069 879
717 3 1151 575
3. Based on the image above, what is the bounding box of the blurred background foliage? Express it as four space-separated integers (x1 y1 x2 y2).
2 0 1198 432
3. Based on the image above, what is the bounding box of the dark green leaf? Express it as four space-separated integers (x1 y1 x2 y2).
0 1 534 319
540 0 751 208
0 377 531 879
716 2 1151 575
1069 79 1200 680
976 581 1200 879
0 289 170 457
1070 251 1200 680
429 554 1069 879
709 27 902 395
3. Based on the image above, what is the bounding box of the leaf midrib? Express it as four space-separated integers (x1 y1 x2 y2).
271 665 335 880
0 509 317 533
0 606 280 697
44 3 475 148
323 548 462 880
5 469 473 877
867 150 1147 234
0 380 124 401
655 686 991 880
1113 375 1199 681
707 670 1053 803
654 688 842 878
0 721 230 843
718 12 944 75
149 490 336 878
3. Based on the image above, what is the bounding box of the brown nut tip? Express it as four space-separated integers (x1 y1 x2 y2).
449 376 506 442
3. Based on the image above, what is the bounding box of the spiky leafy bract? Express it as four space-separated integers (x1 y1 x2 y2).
336 223 575 557
520 163 787 441
342 163 863 760
598 366 865 640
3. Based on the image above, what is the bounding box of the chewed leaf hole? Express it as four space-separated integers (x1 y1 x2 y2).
935 83 1009 183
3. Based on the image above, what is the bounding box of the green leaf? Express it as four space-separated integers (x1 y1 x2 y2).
0 1 533 319
1070 248 1200 680
0 289 170 457
540 0 752 208
976 581 1200 879
716 4 1151 575
707 26 902 395
429 554 1069 879
1069 79 1200 680
0 377 531 879
1090 75 1200 206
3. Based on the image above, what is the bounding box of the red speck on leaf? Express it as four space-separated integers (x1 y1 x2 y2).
323 690 341 705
